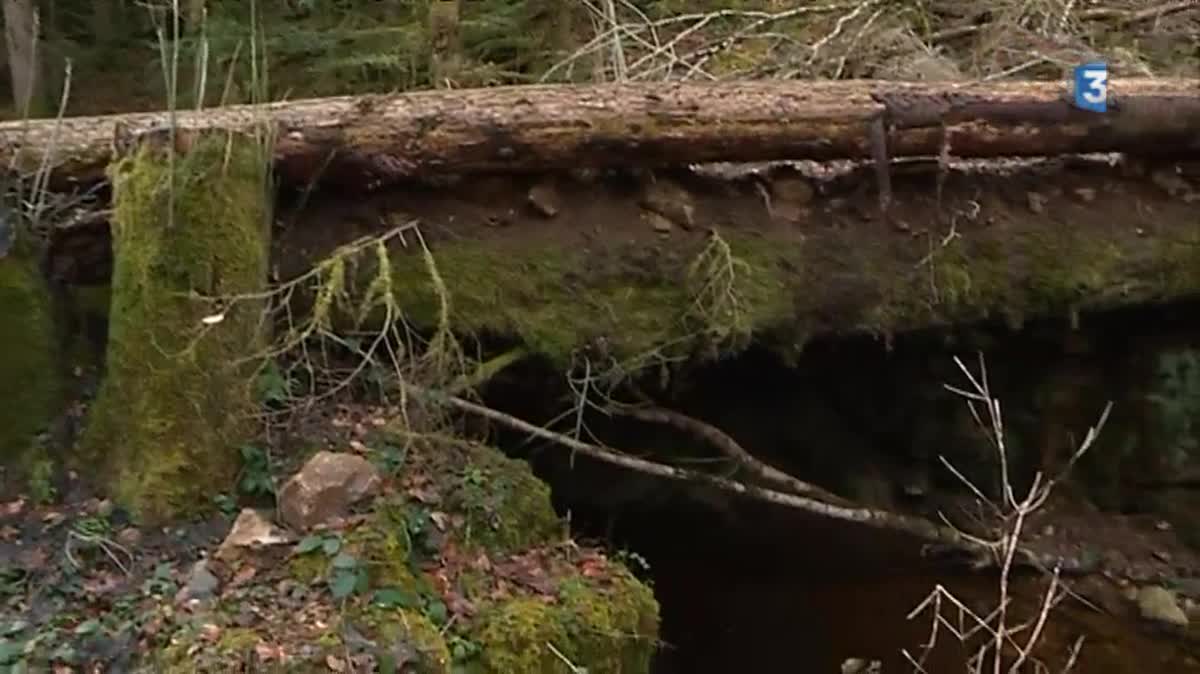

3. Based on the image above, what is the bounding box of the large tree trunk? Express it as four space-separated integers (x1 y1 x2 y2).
78 131 271 524
0 78 1196 189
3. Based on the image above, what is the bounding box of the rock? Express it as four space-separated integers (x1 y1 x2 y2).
1135 585 1189 628
1073 187 1096 202
176 560 220 603
1184 597 1199 621
639 177 695 230
645 211 673 233
1027 192 1046 214
215 508 294 562
277 451 381 532
1150 167 1191 197
841 658 881 673
116 527 142 547
771 175 815 204
526 182 560 218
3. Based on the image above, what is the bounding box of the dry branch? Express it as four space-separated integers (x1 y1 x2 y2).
416 385 981 550
609 404 854 507
2 78 1198 189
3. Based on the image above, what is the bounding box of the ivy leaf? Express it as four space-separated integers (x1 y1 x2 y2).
0 638 23 665
425 599 448 625
73 619 101 636
332 552 358 570
296 535 324 555
322 537 342 556
330 571 358 599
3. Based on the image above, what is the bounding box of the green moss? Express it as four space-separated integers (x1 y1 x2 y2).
0 255 62 475
372 203 1176 372
869 226 1129 335
383 233 795 367
354 504 423 588
79 132 271 523
354 607 452 674
289 504 421 588
216 627 262 655
448 441 564 554
475 568 660 673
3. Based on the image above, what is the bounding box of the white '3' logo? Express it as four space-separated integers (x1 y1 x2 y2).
1080 68 1107 105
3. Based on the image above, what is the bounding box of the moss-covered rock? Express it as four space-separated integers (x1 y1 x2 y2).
79 132 272 522
0 255 62 477
280 434 657 674
350 607 453 674
445 439 564 554
474 568 660 673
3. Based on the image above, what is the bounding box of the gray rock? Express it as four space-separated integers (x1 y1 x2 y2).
527 182 560 218
841 658 881 674
176 560 220 603
771 175 815 205
645 211 673 233
1136 585 1189 628
277 451 381 532
639 177 695 230
1150 167 1191 197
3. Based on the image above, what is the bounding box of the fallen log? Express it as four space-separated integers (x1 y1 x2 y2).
2 78 1198 190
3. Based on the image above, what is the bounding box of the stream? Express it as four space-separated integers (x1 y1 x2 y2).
563 495 1200 673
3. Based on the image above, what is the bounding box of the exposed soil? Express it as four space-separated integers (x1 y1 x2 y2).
272 154 1200 346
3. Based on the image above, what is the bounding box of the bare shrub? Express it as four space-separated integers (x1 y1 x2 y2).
903 354 1110 674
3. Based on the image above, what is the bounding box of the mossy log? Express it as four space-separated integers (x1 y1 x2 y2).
79 131 271 523
0 78 1197 190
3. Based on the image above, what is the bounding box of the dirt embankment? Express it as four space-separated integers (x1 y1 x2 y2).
270 155 1200 366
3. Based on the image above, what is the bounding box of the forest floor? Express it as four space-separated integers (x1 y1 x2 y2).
0 389 656 672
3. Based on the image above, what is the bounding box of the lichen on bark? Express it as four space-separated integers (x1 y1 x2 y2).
79 131 272 522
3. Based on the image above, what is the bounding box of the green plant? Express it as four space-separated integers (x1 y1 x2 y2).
1147 350 1200 470
253 359 294 406
26 457 57 505
237 444 276 498
294 533 369 600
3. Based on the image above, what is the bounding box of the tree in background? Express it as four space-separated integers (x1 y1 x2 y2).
3 0 41 115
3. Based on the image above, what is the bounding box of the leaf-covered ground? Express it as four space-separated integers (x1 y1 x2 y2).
0 401 658 673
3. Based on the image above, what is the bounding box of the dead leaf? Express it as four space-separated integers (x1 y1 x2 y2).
254 642 277 662
407 486 441 505
1 498 26 516
229 565 258 588
430 511 450 531
326 654 346 672
16 547 47 570
200 623 222 642
348 439 368 454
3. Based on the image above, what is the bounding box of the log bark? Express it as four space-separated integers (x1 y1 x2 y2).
1 78 1198 190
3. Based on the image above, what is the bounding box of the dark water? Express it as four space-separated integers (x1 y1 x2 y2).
563 496 1200 674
